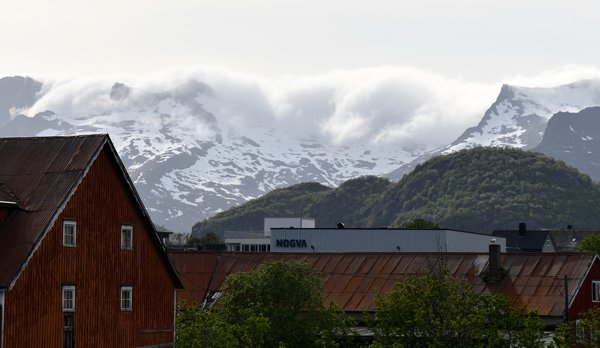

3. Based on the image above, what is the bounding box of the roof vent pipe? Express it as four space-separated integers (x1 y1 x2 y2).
337 222 345 229
518 222 527 236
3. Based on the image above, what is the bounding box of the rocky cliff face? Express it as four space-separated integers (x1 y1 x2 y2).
387 80 600 180
534 106 600 181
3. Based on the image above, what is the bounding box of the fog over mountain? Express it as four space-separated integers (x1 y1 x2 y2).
2 66 600 232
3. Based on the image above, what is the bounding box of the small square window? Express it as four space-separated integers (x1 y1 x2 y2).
62 285 75 312
63 221 76 247
121 225 133 250
121 286 132 311
593 281 600 302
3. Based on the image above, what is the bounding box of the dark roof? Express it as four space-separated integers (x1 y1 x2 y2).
549 230 600 252
168 251 597 318
0 135 182 289
492 230 550 251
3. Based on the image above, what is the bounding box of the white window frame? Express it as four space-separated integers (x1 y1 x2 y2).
593 281 600 302
121 225 133 250
63 220 77 247
62 285 75 312
121 286 133 311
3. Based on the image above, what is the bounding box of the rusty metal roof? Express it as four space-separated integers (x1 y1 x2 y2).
0 135 182 290
168 251 597 317
0 135 106 288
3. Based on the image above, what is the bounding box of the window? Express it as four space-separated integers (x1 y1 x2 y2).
62 285 75 312
593 281 600 302
121 225 133 250
63 221 76 247
63 312 74 348
121 286 132 311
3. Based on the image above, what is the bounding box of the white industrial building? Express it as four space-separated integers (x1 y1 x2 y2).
224 218 505 253
270 228 506 253
224 217 315 251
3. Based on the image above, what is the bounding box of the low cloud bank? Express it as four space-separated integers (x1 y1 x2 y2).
22 65 600 152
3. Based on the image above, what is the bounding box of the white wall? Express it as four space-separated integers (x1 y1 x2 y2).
270 228 507 253
264 218 314 237
446 231 506 252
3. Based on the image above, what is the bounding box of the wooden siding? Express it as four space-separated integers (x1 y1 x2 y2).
570 258 600 319
0 207 12 224
3 147 176 347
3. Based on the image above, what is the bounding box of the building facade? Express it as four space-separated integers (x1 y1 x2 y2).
270 228 506 253
0 135 182 348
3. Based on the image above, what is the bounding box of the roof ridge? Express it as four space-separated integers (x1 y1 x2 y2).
0 134 108 140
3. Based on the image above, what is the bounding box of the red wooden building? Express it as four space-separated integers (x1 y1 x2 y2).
0 135 182 347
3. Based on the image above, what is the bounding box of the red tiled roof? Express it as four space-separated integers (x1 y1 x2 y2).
168 251 597 317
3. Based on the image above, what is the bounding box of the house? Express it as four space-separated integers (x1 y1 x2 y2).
547 228 600 252
493 223 553 252
0 135 182 347
169 249 600 326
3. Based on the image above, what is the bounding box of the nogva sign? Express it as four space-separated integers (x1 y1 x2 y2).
275 239 308 248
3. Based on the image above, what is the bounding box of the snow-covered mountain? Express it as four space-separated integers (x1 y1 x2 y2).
533 106 600 181
3 74 600 232
0 77 416 232
388 80 600 180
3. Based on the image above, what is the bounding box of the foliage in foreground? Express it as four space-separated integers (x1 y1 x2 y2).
577 234 600 253
552 307 600 347
369 260 545 348
176 260 352 348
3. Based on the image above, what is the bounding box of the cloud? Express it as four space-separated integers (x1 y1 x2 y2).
267 67 496 150
24 65 600 152
502 65 600 88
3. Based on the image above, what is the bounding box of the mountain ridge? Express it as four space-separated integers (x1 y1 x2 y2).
193 147 600 236
2 76 600 232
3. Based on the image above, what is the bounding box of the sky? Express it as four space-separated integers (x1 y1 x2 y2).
4 0 600 151
2 0 600 81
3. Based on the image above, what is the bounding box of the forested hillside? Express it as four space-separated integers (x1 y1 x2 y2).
193 148 600 236
367 147 600 232
191 176 393 237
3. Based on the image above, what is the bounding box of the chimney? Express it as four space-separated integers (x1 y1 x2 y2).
518 222 527 236
485 244 506 283
489 244 501 272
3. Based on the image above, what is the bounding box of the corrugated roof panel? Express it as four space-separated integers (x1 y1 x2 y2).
345 255 365 274
357 255 377 274
322 254 344 274
343 274 364 295
312 254 332 272
167 252 598 317
546 254 568 277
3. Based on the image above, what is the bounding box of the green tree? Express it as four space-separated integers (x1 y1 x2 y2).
199 232 223 245
176 300 269 348
370 260 544 347
219 260 351 348
400 218 439 229
552 307 600 347
578 234 600 252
